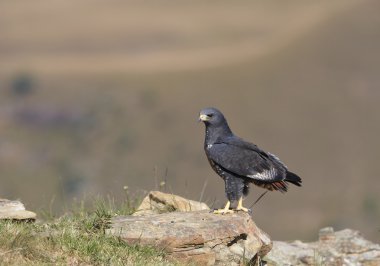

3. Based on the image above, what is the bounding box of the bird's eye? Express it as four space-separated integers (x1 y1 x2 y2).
207 114 214 118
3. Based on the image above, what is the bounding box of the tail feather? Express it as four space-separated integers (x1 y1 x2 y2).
252 180 288 193
285 171 302 187
252 171 302 193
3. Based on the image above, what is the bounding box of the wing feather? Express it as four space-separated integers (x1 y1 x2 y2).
206 139 286 182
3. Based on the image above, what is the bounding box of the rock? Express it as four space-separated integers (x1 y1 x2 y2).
133 191 210 216
107 210 272 265
265 227 380 265
0 198 36 221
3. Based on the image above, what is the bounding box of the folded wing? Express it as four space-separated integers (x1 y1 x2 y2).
207 140 291 192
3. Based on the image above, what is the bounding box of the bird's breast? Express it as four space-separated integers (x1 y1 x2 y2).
208 159 227 180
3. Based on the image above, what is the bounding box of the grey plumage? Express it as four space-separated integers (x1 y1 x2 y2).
199 107 302 205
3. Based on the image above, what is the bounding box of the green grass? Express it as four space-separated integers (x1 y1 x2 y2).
0 199 173 265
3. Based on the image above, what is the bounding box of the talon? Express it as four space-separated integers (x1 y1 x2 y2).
236 206 250 213
213 208 234 214
213 201 233 215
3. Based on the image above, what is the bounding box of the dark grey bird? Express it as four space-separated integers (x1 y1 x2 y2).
199 107 302 214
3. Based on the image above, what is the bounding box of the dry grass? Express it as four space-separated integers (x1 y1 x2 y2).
0 198 172 265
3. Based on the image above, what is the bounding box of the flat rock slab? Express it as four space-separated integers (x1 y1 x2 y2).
133 190 210 216
0 199 36 221
107 210 271 265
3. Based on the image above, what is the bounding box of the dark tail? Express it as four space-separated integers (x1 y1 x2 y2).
285 171 302 187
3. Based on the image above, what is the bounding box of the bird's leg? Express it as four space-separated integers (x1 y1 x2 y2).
236 197 249 212
213 201 234 214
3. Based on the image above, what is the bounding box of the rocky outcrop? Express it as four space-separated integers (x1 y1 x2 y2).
265 227 380 265
0 198 36 221
107 191 380 265
133 190 210 216
107 210 271 265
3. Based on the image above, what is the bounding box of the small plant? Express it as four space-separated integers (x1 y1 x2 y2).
313 249 323 266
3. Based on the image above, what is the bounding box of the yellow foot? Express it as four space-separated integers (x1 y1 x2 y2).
235 206 250 212
213 208 234 214
213 201 233 214
236 197 250 213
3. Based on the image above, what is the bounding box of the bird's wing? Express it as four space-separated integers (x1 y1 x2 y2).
207 139 286 182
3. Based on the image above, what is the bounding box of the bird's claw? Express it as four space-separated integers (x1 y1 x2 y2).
213 208 234 215
236 206 250 213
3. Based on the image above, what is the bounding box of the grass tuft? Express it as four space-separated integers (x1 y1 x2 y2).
0 198 173 265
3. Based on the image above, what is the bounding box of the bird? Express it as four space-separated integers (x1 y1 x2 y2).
199 107 302 214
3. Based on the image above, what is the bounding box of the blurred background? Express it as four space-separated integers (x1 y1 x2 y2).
0 0 379 242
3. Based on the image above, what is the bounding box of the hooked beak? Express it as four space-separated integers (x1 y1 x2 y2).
199 114 209 122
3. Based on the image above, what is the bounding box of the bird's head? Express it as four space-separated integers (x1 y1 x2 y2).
199 107 233 140
199 107 227 127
